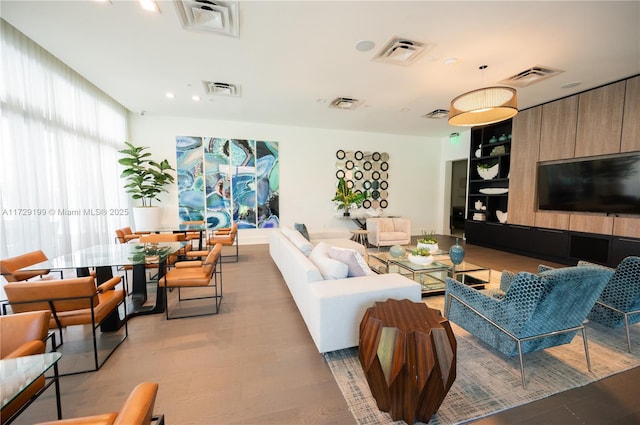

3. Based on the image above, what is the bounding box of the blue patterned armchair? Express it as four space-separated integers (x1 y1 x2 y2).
580 256 640 352
445 265 611 387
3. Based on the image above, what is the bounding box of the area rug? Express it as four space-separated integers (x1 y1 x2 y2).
325 295 640 425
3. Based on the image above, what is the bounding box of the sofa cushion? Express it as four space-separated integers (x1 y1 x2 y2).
281 226 296 240
294 223 310 241
289 230 313 256
328 246 372 277
309 242 348 280
380 231 408 241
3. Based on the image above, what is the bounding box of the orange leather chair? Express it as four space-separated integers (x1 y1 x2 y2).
0 250 61 282
114 227 149 244
159 244 222 319
206 222 239 262
181 220 206 247
139 233 191 266
0 310 52 423
4 276 127 375
35 382 164 425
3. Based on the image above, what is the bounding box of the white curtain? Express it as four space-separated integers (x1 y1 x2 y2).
0 19 130 259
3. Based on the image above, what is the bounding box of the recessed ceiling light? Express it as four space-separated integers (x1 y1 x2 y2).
165 92 175 99
139 0 160 13
443 57 458 65
355 40 375 52
401 107 410 112
192 95 201 101
561 81 581 89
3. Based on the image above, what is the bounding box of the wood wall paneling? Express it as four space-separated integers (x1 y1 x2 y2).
621 76 640 152
575 81 625 157
535 211 570 230
613 217 640 238
569 214 614 235
508 106 541 226
539 96 578 161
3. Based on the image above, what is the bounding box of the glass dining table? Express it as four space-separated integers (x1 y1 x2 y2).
137 223 210 250
19 242 186 323
1 352 62 424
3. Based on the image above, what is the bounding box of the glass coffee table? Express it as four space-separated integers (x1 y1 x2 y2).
368 247 491 296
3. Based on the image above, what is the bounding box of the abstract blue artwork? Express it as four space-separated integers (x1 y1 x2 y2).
177 137 279 230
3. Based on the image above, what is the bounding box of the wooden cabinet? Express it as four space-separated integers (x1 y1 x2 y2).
467 120 511 224
539 96 578 161
575 81 625 157
621 75 640 152
508 107 540 226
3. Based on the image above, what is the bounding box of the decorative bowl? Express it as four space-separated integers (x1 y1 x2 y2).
477 163 499 180
408 254 434 265
417 242 439 252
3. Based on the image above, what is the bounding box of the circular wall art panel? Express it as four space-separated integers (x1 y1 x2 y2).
335 149 390 210
372 152 381 161
336 150 346 159
380 161 389 171
345 151 354 160
345 160 354 170
363 161 372 170
380 199 388 208
363 180 372 190
354 170 363 180
372 190 380 199
336 170 345 179
372 170 380 180
381 152 389 161
346 180 354 189
355 151 364 160
372 199 380 209
380 180 388 190
371 180 379 190
362 199 372 209
380 190 388 199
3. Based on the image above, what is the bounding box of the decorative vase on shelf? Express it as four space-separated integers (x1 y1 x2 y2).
450 238 465 266
498 134 507 142
489 136 498 144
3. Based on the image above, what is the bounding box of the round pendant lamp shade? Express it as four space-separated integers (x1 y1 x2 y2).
448 86 518 126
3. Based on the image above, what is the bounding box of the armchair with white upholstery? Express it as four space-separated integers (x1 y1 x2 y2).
365 218 411 248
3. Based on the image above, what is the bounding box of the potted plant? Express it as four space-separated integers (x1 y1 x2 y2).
408 247 433 265
331 178 369 217
417 230 439 252
118 141 175 230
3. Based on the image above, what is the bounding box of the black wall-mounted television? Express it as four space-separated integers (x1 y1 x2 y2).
537 152 640 215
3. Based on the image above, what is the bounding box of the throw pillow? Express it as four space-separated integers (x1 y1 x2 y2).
294 222 310 241
328 246 373 277
289 230 313 256
309 242 349 280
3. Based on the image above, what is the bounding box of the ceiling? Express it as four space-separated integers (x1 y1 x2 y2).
2 1 639 138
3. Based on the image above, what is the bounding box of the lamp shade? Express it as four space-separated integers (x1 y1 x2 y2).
448 86 518 126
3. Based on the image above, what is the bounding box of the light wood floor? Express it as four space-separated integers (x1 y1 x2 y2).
11 237 640 424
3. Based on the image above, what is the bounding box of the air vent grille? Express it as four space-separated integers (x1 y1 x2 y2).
373 37 431 66
203 81 240 96
423 109 450 119
174 0 239 37
329 97 362 110
500 65 564 87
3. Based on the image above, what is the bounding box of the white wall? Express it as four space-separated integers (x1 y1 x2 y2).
129 114 454 244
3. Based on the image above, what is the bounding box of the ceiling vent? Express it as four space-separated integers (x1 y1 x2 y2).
373 37 430 66
203 81 240 96
423 109 450 119
329 97 362 110
173 0 239 37
500 65 564 87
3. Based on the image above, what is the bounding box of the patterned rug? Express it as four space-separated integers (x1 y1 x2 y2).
325 295 640 425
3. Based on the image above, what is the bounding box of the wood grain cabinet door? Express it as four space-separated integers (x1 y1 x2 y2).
539 96 578 161
621 75 640 152
508 107 541 226
575 81 625 157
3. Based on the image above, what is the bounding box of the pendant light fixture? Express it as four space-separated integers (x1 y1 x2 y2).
448 65 518 126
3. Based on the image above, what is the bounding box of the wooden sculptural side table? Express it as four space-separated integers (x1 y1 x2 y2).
358 298 456 424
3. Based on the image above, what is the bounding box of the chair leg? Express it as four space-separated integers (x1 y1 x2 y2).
624 314 631 353
517 341 526 389
581 326 592 372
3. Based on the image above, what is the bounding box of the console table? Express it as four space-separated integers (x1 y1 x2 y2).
358 299 456 425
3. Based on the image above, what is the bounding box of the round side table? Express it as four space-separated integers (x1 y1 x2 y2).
351 229 369 246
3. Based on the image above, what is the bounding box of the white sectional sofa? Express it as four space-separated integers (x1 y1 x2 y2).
269 226 421 353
